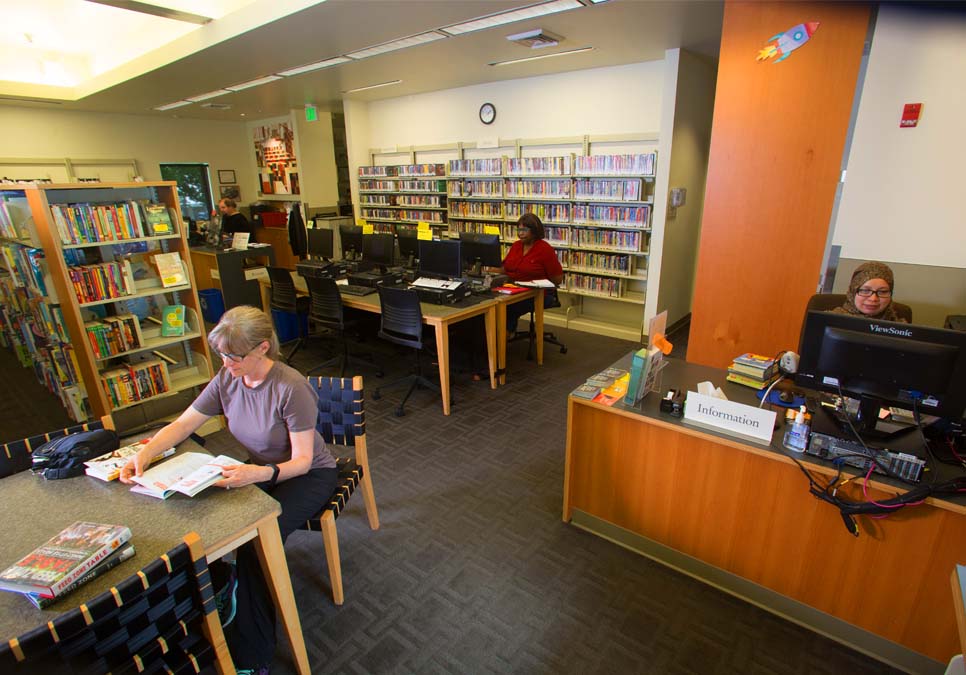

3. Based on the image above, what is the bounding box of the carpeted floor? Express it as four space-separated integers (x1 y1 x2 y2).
0 324 900 674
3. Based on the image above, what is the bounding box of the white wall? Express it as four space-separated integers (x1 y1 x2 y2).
0 107 252 203
832 4 966 269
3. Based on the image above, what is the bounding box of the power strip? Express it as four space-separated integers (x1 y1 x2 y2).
806 432 925 483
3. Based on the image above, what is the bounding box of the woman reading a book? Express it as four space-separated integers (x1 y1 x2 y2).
119 305 337 673
500 213 565 335
831 261 907 322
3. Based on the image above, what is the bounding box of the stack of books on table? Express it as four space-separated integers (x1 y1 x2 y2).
726 353 779 390
572 367 630 406
0 522 134 609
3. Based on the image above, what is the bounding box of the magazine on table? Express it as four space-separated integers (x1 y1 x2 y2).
129 452 242 499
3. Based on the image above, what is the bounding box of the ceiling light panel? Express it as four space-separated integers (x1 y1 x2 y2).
277 56 352 77
489 46 594 66
153 100 193 111
225 75 282 91
345 31 447 60
342 80 402 94
441 0 583 36
185 88 232 102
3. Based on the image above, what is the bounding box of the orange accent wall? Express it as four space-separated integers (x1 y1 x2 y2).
688 1 872 368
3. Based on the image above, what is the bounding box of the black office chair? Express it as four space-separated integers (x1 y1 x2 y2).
511 289 568 360
372 286 439 417
0 532 233 673
268 266 310 364
304 276 382 377
801 293 913 347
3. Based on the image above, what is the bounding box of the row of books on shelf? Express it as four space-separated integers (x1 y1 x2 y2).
361 209 447 224
99 358 172 407
359 163 447 177
377 153 657 178
68 252 186 304
567 273 625 298
49 201 176 246
1 243 50 296
85 313 144 359
359 195 446 208
359 179 446 193
445 202 651 227
0 197 30 240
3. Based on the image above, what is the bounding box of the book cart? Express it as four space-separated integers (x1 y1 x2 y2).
356 136 658 341
0 181 213 426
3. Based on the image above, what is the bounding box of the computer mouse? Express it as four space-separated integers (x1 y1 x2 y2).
779 390 795 404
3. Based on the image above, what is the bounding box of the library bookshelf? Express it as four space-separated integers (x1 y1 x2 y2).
0 181 213 424
358 164 449 236
356 149 656 341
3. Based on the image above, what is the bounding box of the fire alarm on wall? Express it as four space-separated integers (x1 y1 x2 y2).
900 102 922 128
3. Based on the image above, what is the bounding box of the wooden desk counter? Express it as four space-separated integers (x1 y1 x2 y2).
0 441 310 674
564 356 966 671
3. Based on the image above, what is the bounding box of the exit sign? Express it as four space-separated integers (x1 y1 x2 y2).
305 104 318 122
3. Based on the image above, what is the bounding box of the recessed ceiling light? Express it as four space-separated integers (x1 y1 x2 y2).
489 46 594 66
154 100 193 111
225 75 283 92
342 80 402 94
277 57 352 77
346 32 447 60
185 89 231 102
441 0 583 36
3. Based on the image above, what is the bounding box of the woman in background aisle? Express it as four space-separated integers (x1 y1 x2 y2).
501 213 565 336
832 261 908 322
120 306 336 675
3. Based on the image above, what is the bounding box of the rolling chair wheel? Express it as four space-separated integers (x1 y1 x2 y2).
560 346 568 354
376 370 385 378
373 390 382 400
394 406 405 417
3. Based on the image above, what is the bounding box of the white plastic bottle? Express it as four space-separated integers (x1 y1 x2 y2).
783 406 810 453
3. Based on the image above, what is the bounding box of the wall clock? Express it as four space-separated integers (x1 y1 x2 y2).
479 102 496 125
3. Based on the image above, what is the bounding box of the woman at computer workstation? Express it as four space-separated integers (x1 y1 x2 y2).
500 213 565 335
832 261 909 322
119 305 337 673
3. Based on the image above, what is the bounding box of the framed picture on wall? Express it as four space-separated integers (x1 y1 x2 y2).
219 185 240 200
217 169 236 184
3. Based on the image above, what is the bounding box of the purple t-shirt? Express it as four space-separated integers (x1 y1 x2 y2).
192 361 335 470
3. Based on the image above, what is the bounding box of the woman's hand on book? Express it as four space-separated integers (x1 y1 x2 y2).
118 448 154 484
213 463 271 489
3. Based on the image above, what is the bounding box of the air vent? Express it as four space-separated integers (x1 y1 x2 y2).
201 102 232 110
506 29 563 49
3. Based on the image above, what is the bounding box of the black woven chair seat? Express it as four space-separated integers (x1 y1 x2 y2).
302 458 363 529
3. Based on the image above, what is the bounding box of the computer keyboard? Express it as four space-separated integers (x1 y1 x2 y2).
340 284 376 296
412 277 462 290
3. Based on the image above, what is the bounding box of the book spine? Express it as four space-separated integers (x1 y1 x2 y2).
47 528 132 597
30 545 136 608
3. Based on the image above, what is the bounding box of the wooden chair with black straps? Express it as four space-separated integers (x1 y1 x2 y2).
301 375 379 605
0 415 115 480
0 532 234 674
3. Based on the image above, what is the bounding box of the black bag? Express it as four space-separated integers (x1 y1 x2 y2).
31 429 120 480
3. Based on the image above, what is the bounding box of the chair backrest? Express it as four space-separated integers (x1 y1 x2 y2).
268 266 300 313
0 419 106 480
806 293 913 322
304 275 345 329
0 532 232 674
377 286 424 349
308 375 365 448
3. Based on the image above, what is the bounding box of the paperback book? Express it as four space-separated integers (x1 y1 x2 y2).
25 544 136 609
153 252 186 288
129 452 242 500
84 439 176 482
160 304 186 337
143 204 174 236
0 522 131 598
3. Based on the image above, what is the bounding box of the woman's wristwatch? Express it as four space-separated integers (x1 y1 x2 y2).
266 463 280 488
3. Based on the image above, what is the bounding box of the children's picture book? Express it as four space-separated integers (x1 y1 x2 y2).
0 522 132 598
129 452 242 500
153 252 186 288
160 304 186 337
84 438 176 481
143 204 174 236
25 544 136 609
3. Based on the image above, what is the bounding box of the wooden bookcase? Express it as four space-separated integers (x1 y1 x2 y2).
0 181 213 423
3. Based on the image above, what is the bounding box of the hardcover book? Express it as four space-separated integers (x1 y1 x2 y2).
0 522 132 598
143 204 174 236
25 544 136 609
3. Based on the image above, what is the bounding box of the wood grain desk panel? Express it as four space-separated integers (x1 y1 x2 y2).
0 441 310 674
564 357 966 665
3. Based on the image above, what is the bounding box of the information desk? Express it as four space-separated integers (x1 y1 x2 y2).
259 275 500 416
191 244 275 311
0 440 310 675
563 355 966 671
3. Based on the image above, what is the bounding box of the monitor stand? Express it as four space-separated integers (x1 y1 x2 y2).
831 394 919 442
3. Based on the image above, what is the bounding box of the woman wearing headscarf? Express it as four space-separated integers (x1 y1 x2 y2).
832 261 907 322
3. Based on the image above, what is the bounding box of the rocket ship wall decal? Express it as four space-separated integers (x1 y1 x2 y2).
757 22 820 63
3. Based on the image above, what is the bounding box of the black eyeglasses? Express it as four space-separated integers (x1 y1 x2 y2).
855 288 892 298
214 346 257 363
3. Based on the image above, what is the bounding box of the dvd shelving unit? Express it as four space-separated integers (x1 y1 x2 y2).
357 164 448 236
0 181 213 424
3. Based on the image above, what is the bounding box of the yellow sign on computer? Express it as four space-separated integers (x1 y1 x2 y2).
417 221 431 232
417 229 433 241
483 225 500 236
362 223 374 235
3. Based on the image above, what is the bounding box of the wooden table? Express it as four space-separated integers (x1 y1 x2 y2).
260 276 498 416
564 355 966 672
0 441 310 675
495 288 544 385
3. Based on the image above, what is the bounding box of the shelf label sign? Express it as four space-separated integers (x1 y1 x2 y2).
483 225 500 236
683 391 777 444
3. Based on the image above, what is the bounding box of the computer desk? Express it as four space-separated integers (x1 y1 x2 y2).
259 276 499 416
495 288 545 385
0 438 310 674
564 354 966 672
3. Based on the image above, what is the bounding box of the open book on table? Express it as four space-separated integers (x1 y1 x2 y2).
130 452 241 499
515 279 556 288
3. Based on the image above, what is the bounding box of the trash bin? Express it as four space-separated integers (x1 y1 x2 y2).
198 289 225 324
271 309 308 343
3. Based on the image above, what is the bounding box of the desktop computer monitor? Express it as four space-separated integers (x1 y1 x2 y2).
795 310 966 435
397 232 419 267
459 232 502 276
418 239 462 279
306 228 334 260
362 232 395 272
339 225 363 260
